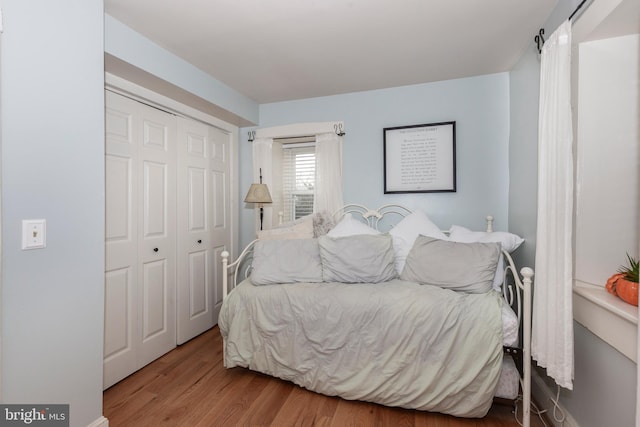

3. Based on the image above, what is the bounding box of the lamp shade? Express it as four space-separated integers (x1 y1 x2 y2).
244 183 272 204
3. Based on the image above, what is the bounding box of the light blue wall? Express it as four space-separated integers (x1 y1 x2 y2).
508 39 540 273
1 1 105 425
104 15 259 126
239 73 511 248
568 324 636 427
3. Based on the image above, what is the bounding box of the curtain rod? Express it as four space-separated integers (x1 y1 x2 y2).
247 122 345 142
534 0 590 54
568 0 588 21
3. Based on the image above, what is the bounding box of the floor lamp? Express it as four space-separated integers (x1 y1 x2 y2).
245 181 272 231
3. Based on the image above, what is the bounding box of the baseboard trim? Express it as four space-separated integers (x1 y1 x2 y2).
87 415 109 427
531 369 579 427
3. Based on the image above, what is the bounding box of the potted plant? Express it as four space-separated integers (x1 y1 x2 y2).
606 253 639 306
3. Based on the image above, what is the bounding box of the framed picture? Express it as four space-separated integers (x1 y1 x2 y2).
383 121 456 193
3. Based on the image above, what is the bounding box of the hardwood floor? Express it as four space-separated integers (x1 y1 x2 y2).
104 327 545 427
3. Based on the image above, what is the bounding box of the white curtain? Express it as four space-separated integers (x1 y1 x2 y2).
314 132 344 215
251 137 274 230
532 20 574 390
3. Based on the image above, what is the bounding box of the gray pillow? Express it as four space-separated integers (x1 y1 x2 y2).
318 234 397 283
251 238 323 285
400 235 500 294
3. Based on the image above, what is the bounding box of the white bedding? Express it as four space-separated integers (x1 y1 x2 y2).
502 303 519 347
219 278 505 418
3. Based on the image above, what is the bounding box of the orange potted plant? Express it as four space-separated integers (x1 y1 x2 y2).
606 253 639 306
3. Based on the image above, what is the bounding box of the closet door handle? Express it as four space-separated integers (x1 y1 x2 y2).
153 247 159 252
197 239 202 244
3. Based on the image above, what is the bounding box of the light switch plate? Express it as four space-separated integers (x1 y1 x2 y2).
22 219 46 250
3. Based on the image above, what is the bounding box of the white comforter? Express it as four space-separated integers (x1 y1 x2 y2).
219 278 504 418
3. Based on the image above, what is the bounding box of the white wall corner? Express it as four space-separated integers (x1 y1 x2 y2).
531 369 580 427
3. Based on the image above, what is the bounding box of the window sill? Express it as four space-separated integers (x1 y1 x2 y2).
573 280 638 362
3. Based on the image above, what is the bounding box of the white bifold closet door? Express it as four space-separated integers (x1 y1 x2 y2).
104 90 232 388
104 90 177 389
176 118 230 344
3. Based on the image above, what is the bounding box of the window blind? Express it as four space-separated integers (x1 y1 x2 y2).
282 143 315 222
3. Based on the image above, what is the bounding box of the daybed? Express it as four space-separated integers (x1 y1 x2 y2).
219 204 533 426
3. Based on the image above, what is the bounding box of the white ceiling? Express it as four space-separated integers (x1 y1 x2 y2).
105 0 559 104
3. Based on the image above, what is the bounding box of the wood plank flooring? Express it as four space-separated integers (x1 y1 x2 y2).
103 327 546 427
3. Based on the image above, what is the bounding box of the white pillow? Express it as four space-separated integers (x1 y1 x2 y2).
448 225 524 252
257 215 314 240
448 225 524 291
327 213 380 237
389 210 448 274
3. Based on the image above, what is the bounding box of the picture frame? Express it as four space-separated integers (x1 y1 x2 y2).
383 121 456 193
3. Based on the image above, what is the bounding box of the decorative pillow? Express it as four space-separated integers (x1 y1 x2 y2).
318 234 397 283
327 213 380 237
388 210 448 274
448 225 524 252
448 225 524 291
251 238 323 285
257 214 314 240
312 210 336 237
400 235 501 294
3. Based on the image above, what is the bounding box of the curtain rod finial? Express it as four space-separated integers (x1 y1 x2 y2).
534 28 545 55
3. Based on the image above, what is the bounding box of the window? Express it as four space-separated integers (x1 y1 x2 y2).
572 32 639 363
251 123 343 229
282 143 315 222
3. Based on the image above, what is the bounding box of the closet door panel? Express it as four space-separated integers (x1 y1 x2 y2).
104 91 139 389
141 260 168 339
104 268 133 358
139 258 172 365
104 161 136 387
103 267 136 389
142 161 168 238
105 157 131 240
185 167 208 321
212 173 227 309
144 120 168 151
210 126 231 317
189 168 207 230
105 94 137 271
137 107 177 366
177 118 215 344
105 102 134 156
212 171 226 230
188 251 208 316
105 155 135 269
212 244 226 309
212 170 226 308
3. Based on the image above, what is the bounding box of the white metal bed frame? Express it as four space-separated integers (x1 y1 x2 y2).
220 204 533 426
